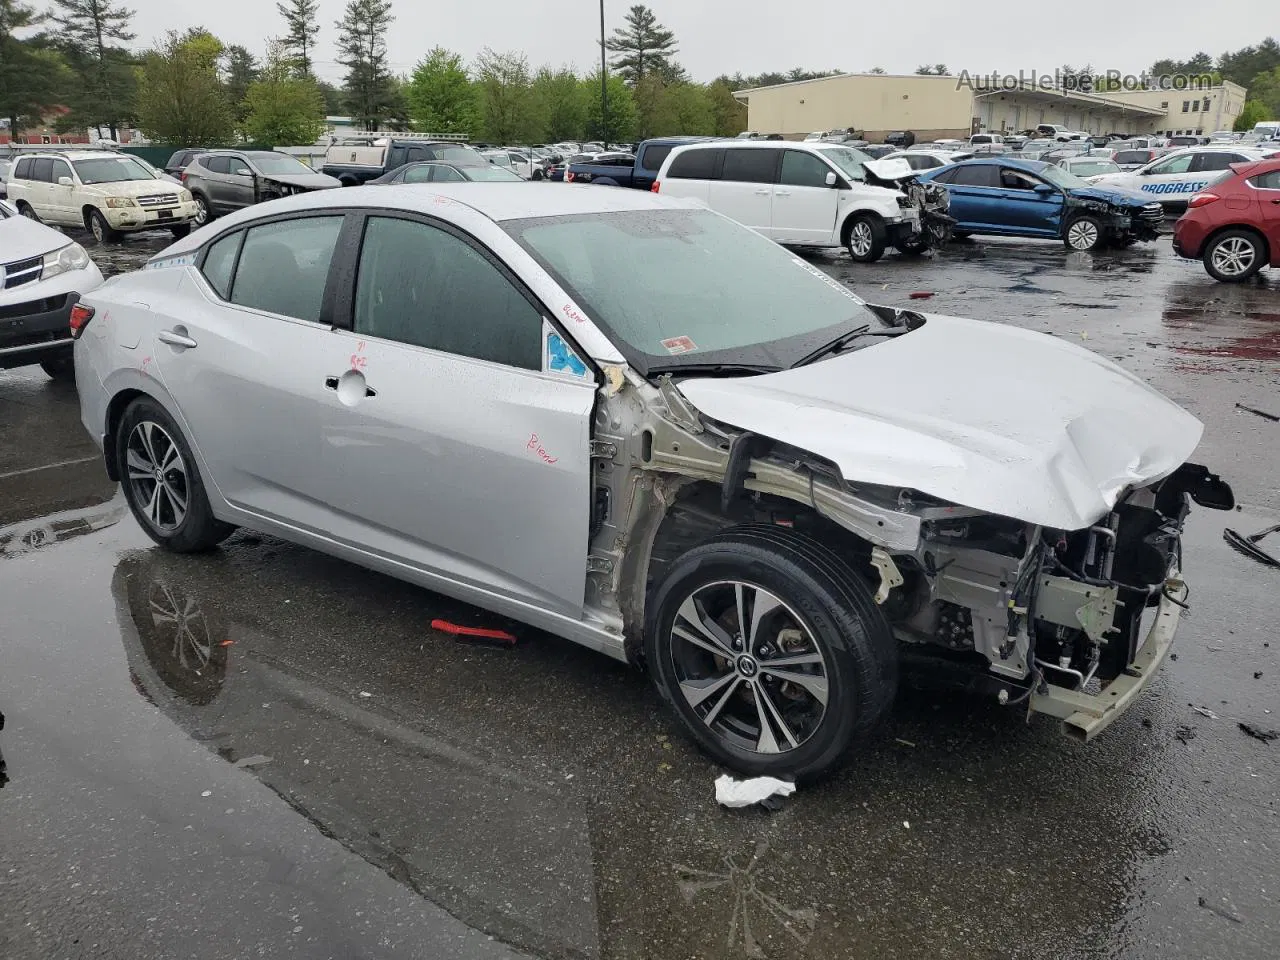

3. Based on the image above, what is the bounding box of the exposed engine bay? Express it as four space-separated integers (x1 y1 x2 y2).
863 157 955 250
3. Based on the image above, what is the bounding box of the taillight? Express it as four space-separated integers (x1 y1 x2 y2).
651 181 661 193
69 303 94 338
1188 192 1220 208
565 171 575 182
180 171 187 182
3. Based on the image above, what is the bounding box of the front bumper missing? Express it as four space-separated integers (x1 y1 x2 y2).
1028 573 1183 741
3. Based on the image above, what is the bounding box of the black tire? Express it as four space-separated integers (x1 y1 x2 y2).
1202 228 1265 283
169 223 192 239
116 396 235 552
40 357 75 381
87 208 120 243
17 202 40 222
1063 213 1105 252
645 524 898 781
191 193 212 226
844 214 887 263
952 230 971 240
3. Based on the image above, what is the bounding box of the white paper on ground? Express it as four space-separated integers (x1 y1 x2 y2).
714 774 796 808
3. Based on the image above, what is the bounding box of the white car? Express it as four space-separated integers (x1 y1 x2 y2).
482 150 534 180
653 140 923 262
1053 155 1123 182
7 151 199 243
70 183 1232 777
884 149 974 171
1090 145 1275 213
0 198 103 379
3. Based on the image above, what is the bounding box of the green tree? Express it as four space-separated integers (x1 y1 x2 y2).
606 4 677 86
1149 51 1216 82
243 42 325 145
582 70 636 142
0 0 65 135
134 29 234 145
474 47 533 143
706 77 745 136
335 0 395 131
49 0 135 140
914 64 948 76
406 47 478 135
222 44 259 128
866 67 886 75
1234 99 1272 131
1217 39 1280 88
316 79 342 113
530 66 584 142
1247 66 1280 119
276 0 319 76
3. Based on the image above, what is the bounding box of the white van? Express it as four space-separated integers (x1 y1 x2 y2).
652 141 920 262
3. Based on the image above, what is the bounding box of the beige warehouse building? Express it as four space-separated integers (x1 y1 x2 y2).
734 73 1245 141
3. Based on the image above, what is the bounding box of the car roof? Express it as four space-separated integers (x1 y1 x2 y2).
23 151 120 161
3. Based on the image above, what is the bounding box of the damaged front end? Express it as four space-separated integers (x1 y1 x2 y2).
888 463 1233 739
864 158 955 251
1066 193 1164 245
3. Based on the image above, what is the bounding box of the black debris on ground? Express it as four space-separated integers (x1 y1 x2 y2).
1238 723 1279 744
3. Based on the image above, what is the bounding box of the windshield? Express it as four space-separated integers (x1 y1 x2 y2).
1037 164 1090 190
464 164 523 181
250 153 315 175
1069 160 1120 177
505 209 885 373
817 146 872 181
72 157 158 184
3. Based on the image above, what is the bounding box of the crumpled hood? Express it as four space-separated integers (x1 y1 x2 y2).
1067 183 1156 208
678 313 1202 530
261 172 342 191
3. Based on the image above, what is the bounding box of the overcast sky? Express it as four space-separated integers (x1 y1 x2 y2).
123 1 1271 86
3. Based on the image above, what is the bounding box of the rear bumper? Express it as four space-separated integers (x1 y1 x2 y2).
1029 572 1183 741
1171 218 1205 259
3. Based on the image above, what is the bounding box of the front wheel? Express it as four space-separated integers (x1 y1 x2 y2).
645 525 898 781
87 208 120 244
191 194 211 226
845 214 887 263
1064 214 1105 251
116 396 235 552
1203 229 1265 283
170 223 192 239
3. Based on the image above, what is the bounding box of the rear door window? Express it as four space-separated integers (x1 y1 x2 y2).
30 158 53 183
205 156 231 174
667 148 721 180
721 149 779 184
949 164 1000 187
228 216 344 322
13 157 31 179
1191 152 1240 172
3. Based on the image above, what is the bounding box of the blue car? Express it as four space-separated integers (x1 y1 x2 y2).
918 157 1165 251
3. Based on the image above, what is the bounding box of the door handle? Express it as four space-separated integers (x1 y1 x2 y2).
325 375 377 398
1271 198 1280 204
754 188 771 196
158 329 197 348
775 190 791 197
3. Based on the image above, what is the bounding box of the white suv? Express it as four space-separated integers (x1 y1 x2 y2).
653 141 920 262
7 151 199 243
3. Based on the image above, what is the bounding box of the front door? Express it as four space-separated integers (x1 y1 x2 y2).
992 167 1064 236
154 213 349 523
319 213 595 614
1132 152 1200 204
225 156 257 210
709 148 779 235
47 158 76 225
770 150 839 244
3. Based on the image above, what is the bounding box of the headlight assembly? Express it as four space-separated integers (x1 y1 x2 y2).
104 197 138 208
41 242 91 279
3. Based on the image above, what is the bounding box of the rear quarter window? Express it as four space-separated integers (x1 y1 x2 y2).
667 148 721 180
200 231 243 299
13 157 31 179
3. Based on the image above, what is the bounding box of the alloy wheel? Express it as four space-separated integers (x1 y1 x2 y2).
1067 219 1099 250
126 421 189 532
193 197 208 225
1210 236 1256 277
668 580 829 755
849 222 873 258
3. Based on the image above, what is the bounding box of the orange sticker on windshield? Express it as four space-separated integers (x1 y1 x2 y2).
661 336 697 355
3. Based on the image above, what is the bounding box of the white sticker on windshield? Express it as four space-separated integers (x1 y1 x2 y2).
790 257 863 301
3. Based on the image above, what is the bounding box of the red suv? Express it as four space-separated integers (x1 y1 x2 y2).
1173 157 1280 282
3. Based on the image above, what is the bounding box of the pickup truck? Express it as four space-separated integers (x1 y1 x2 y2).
564 136 719 189
321 139 486 186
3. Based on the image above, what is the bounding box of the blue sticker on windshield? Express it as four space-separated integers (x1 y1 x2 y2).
145 253 196 270
546 331 589 378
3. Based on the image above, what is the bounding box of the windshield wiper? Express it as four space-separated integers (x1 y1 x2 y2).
791 323 912 368
649 362 784 377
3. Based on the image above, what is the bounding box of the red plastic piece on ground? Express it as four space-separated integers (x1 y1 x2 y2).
908 291 934 299
431 619 517 644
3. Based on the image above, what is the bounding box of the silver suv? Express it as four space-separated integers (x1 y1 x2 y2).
181 151 341 225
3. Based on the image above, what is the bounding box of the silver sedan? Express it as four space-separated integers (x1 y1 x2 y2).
72 184 1230 778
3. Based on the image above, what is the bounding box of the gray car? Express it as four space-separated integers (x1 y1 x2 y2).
183 150 340 224
72 184 1231 779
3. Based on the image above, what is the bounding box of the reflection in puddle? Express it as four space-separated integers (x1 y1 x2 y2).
0 491 127 557
675 841 816 959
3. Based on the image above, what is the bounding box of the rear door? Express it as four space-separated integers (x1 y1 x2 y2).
936 163 1003 229
316 213 595 614
660 147 720 203
26 158 54 220
156 213 350 522
710 148 778 234
771 150 839 244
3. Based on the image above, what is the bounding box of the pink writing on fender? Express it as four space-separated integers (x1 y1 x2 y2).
561 304 586 324
350 354 367 370
527 432 558 464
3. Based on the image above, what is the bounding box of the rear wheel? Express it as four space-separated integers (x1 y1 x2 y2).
40 357 75 381
845 214 887 263
116 396 234 552
1203 229 1265 283
17 202 40 222
646 525 898 781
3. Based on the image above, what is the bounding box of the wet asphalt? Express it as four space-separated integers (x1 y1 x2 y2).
1 228 1277 960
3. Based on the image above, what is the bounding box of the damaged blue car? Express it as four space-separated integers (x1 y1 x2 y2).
918 157 1165 251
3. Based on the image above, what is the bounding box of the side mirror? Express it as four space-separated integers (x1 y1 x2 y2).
57 176 73 187
825 171 837 187
233 167 251 177
1033 182 1056 194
